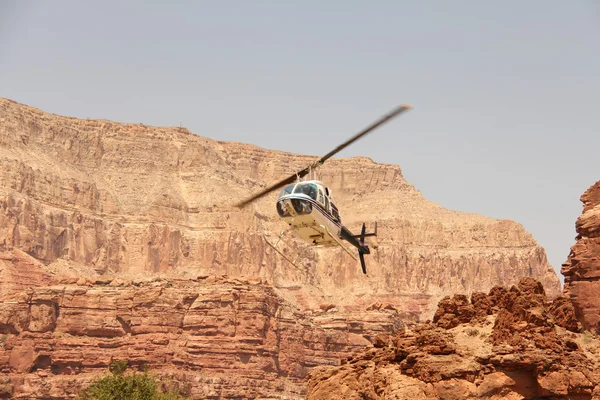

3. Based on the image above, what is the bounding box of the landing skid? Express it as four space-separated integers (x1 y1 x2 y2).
263 225 367 279
262 230 320 286
263 229 304 271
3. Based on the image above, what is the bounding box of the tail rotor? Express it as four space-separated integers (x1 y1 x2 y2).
340 221 377 276
358 223 368 274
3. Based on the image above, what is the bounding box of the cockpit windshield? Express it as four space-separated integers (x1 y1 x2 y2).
293 183 318 200
278 184 295 198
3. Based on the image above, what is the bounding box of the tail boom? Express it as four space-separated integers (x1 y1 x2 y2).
340 222 377 274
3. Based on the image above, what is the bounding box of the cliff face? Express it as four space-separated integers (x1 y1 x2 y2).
307 278 600 400
562 181 600 333
0 97 560 318
0 276 402 399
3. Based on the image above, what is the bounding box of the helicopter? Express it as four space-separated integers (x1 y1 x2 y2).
235 104 412 274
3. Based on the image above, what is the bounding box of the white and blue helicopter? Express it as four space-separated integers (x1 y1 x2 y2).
236 105 412 274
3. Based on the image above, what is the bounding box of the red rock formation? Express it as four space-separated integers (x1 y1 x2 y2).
562 181 600 333
0 248 55 301
0 276 403 399
307 278 600 399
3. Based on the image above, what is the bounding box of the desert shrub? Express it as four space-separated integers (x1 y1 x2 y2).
466 328 479 337
76 359 188 400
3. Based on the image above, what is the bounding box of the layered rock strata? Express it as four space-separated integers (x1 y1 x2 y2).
0 97 560 318
0 248 56 300
307 278 600 399
562 181 600 333
0 276 402 399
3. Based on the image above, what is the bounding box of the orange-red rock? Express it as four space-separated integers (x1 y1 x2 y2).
432 295 475 329
307 278 600 399
562 181 600 333
0 249 56 301
549 295 582 333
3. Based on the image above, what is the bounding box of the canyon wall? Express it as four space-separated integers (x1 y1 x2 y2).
0 97 560 318
562 181 600 333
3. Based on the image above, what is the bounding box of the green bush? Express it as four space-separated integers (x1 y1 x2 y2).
76 360 188 400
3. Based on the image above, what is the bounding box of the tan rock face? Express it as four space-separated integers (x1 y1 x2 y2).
0 277 402 399
562 181 600 333
307 278 600 400
0 97 560 318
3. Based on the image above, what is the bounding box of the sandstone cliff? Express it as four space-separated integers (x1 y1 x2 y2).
0 275 402 399
307 278 600 399
562 181 600 333
0 97 560 318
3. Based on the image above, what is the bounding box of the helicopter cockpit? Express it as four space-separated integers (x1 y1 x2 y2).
277 182 317 217
276 181 341 222
278 182 318 200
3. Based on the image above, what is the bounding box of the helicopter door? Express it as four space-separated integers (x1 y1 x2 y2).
317 189 325 205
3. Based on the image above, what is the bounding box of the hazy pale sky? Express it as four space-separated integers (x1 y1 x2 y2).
1 1 599 281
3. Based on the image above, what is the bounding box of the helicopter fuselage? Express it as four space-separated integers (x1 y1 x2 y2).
276 180 342 246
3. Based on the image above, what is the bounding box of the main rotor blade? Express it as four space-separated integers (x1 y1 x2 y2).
314 104 412 167
234 172 304 208
234 104 412 208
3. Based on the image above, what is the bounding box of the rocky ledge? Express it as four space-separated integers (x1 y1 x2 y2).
307 277 600 399
0 275 403 399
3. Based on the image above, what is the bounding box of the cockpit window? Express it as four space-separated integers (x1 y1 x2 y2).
293 183 318 200
278 184 295 198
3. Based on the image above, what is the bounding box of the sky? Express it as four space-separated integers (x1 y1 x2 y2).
1 1 599 282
